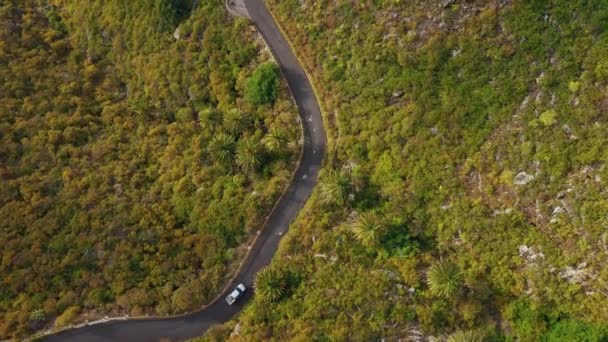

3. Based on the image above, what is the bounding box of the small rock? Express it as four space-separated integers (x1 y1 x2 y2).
514 172 535 186
536 72 545 84
231 322 242 337
392 90 404 98
442 0 456 8
314 253 328 259
173 27 181 40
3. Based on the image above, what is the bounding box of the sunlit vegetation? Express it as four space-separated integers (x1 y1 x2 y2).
426 261 463 299
201 0 608 340
254 266 287 303
245 62 281 106
349 212 386 248
236 135 263 173
319 169 352 206
0 0 299 338
446 329 484 342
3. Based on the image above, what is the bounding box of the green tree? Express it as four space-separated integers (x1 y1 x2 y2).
426 261 463 298
245 62 281 105
349 212 386 247
236 136 263 172
209 133 235 165
319 169 352 206
254 266 287 302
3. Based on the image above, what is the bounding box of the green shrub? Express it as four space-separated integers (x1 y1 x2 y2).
245 62 281 105
595 59 608 81
543 320 608 342
539 109 558 126
55 306 80 327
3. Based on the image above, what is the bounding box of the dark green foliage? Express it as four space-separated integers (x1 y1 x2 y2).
382 221 420 257
543 320 608 342
245 62 281 105
505 300 608 342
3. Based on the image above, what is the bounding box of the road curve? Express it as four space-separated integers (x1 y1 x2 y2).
40 1 325 341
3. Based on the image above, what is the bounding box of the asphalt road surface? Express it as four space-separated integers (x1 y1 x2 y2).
41 1 326 341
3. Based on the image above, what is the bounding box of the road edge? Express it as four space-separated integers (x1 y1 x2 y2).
262 1 337 167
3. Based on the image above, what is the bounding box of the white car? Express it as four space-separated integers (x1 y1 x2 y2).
225 283 247 305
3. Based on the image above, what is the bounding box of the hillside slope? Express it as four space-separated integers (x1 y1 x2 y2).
0 0 300 338
199 0 608 340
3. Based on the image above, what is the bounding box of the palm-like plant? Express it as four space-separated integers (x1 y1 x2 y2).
263 127 288 153
236 136 262 172
223 108 248 134
254 266 287 302
319 169 352 206
208 133 235 165
350 212 386 247
447 329 484 342
426 261 463 298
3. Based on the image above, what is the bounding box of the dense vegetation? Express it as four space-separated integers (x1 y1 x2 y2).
198 0 608 340
0 0 300 338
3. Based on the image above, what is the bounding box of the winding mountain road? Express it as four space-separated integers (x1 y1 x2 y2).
41 1 325 341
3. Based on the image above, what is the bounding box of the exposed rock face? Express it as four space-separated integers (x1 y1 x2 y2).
560 262 595 285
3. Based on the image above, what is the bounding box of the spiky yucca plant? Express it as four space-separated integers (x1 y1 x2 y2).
447 329 484 342
350 212 386 247
319 169 352 206
263 127 288 153
426 261 463 298
236 136 262 172
209 133 235 165
254 266 287 302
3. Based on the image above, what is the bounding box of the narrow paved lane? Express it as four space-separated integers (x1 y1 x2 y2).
41 1 325 341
